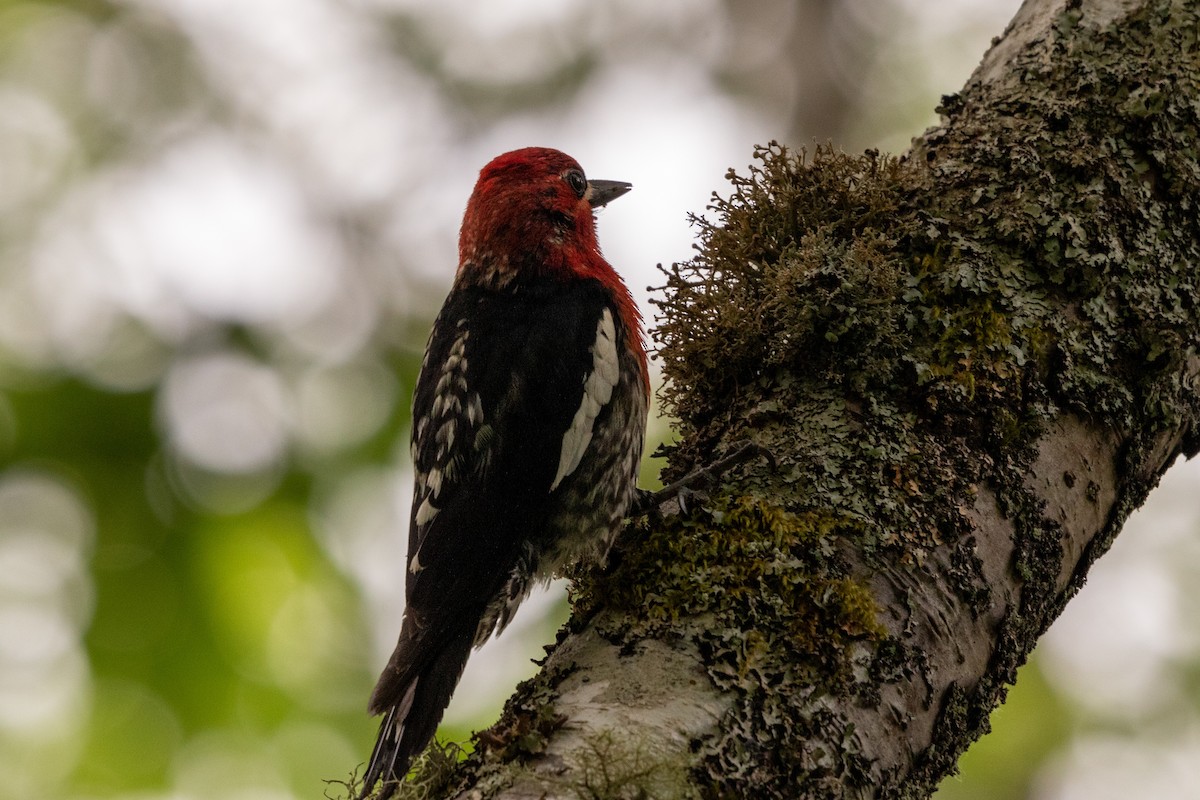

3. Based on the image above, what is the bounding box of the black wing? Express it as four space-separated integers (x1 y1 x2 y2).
361 278 625 796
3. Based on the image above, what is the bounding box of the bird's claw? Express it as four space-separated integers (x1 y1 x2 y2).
629 439 775 519
675 485 713 517
630 488 661 521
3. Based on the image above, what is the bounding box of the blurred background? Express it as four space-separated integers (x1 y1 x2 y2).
1 0 1198 798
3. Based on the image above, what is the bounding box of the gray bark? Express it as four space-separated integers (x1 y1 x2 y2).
403 0 1200 797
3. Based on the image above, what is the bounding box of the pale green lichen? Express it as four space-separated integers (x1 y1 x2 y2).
571 498 888 795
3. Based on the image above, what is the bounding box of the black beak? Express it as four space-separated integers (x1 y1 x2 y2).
586 179 632 208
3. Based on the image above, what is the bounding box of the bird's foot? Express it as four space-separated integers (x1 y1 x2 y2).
629 440 775 518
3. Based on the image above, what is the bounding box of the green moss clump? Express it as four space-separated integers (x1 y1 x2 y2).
572 498 888 795
578 498 861 634
330 741 467 800
652 146 912 448
657 142 1066 474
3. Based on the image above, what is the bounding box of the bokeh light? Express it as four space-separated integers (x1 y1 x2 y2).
0 470 93 799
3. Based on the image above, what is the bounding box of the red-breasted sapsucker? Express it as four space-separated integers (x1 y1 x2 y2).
359 147 649 798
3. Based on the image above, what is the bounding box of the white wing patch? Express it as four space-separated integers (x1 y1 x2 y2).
551 308 620 491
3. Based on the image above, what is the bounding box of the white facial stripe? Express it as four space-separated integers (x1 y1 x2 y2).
551 309 620 491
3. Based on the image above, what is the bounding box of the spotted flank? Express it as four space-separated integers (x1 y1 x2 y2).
410 323 482 571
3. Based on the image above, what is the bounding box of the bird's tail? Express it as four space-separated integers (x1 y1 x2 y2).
357 632 474 800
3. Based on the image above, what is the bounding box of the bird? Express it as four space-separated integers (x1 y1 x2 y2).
358 147 649 798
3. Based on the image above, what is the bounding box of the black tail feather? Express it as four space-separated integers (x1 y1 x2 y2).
358 633 474 799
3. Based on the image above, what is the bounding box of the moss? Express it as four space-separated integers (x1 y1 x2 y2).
652 145 912 450
639 0 1200 795
406 657 577 798
571 498 889 795
330 741 467 800
386 742 469 800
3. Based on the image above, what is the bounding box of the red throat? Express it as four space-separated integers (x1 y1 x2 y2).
456 147 649 394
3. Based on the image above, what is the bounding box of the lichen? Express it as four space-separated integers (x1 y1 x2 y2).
638 0 1200 795
547 729 696 800
402 657 578 798
571 498 888 795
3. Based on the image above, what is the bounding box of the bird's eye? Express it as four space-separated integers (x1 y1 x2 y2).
565 169 587 198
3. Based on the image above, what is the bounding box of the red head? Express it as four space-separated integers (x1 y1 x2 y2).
457 147 647 385
458 147 631 287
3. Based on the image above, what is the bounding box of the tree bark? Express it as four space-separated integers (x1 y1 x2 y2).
407 0 1200 797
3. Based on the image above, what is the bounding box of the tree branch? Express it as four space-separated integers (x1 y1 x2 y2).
399 0 1200 796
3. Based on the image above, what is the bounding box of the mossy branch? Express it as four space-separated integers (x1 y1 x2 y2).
373 0 1200 797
